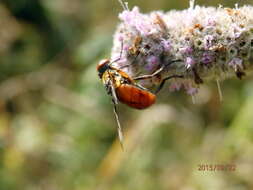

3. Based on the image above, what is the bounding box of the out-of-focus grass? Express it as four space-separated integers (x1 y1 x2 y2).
0 0 253 190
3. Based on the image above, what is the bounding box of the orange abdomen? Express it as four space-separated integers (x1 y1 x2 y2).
116 84 156 109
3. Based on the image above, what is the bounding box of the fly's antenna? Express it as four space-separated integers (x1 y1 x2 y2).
118 51 140 70
189 0 195 10
117 0 129 11
113 103 124 150
110 40 124 65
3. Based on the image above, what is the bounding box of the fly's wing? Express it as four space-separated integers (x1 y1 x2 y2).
102 71 119 104
113 102 124 149
109 79 118 105
105 72 124 148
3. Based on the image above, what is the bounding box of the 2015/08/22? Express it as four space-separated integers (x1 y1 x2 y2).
198 164 236 171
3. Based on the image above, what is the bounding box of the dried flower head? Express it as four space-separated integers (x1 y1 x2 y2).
110 4 253 96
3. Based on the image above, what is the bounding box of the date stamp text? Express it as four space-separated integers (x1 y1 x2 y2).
198 164 236 171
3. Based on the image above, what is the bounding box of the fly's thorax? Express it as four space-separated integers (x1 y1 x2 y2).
102 69 122 88
111 70 125 87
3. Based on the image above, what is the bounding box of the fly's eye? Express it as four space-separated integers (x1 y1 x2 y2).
97 59 110 78
97 59 110 71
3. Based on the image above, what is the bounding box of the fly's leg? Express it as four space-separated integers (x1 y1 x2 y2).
109 40 124 65
155 75 183 94
112 101 124 150
134 83 149 91
118 51 140 70
133 65 165 80
133 59 182 81
132 59 184 93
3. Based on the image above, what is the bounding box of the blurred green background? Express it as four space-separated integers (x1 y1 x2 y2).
0 0 253 189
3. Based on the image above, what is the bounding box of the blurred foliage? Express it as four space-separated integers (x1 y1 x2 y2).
0 0 253 190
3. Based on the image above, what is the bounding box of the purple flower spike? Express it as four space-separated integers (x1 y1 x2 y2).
111 5 253 96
